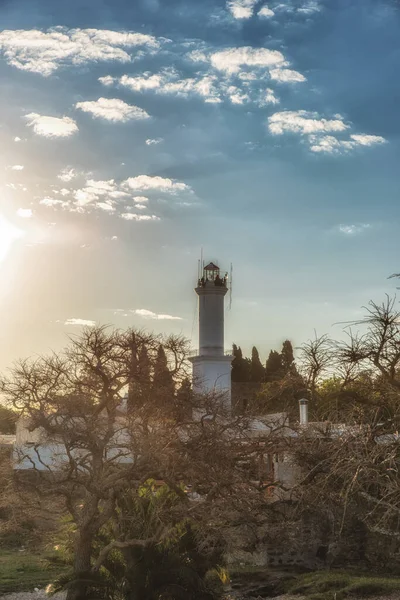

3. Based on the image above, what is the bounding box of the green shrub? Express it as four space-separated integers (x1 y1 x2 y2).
345 581 391 596
315 576 350 592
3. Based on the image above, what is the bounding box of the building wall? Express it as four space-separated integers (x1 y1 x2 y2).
16 417 45 445
13 415 133 470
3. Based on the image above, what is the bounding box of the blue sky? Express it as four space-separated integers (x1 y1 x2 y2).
0 0 399 370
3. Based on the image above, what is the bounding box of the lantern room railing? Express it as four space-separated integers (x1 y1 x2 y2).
197 275 228 288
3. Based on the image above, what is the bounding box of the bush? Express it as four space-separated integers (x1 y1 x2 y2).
346 581 392 596
287 570 400 600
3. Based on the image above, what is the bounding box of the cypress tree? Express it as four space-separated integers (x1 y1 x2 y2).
281 340 297 376
265 350 283 382
250 346 265 382
0 405 17 434
231 344 251 382
176 377 193 421
138 345 151 384
153 345 175 405
127 332 138 412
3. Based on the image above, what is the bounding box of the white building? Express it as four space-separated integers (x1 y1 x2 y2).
11 259 298 479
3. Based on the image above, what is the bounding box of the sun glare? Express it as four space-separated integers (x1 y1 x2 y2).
0 214 24 263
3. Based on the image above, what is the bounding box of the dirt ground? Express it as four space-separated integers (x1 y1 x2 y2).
3 592 400 600
3 588 400 600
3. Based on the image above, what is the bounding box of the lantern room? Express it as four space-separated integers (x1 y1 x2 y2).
198 262 227 288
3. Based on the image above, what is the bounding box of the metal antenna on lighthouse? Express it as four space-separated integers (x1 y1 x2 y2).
229 262 233 310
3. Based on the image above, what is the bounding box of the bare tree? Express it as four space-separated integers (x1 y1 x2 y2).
298 333 333 396
291 298 400 561
1 325 287 599
1 326 191 599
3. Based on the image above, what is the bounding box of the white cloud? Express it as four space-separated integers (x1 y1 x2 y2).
121 213 160 221
113 71 222 103
64 318 96 326
146 138 163 145
102 46 292 107
350 134 386 147
42 173 191 217
227 85 250 104
16 208 32 218
163 76 220 100
74 189 97 206
40 197 66 207
268 110 348 135
85 179 116 194
268 111 386 155
264 88 280 104
25 113 78 138
71 179 119 208
133 308 182 320
0 27 159 76
258 5 275 17
227 0 258 19
270 68 306 83
274 1 321 15
123 175 191 193
210 47 285 74
109 190 130 199
309 135 353 154
338 224 371 235
310 133 387 154
14 136 22 142
118 72 165 91
98 75 115 86
297 1 321 14
58 167 77 182
10 165 24 170
75 97 150 122
96 201 115 212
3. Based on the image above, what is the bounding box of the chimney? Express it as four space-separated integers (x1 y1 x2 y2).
299 398 309 425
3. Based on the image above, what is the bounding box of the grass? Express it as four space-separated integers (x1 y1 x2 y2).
286 570 400 598
2 554 400 598
0 549 69 594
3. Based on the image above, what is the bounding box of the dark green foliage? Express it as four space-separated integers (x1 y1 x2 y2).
152 346 175 406
0 405 17 434
231 345 251 382
127 337 152 411
265 350 283 382
138 345 151 383
250 347 265 383
85 483 223 600
286 570 400 600
346 582 388 596
175 378 193 421
280 340 297 376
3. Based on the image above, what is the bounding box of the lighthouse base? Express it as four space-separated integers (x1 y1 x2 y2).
189 354 232 413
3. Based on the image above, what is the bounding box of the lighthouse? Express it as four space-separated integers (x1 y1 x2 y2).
189 261 232 413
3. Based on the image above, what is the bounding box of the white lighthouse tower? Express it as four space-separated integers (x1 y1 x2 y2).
189 261 232 413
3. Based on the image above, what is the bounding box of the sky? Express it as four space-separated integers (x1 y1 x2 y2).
0 0 399 370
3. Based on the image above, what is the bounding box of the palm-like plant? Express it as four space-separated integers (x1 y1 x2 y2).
49 482 224 600
100 481 222 600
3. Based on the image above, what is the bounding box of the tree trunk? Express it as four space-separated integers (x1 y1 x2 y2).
66 530 93 600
